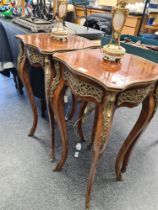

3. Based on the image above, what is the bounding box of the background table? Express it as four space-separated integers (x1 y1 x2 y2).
16 33 99 161
0 18 103 96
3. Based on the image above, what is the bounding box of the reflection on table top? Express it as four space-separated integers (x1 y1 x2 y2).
53 48 158 90
16 34 100 54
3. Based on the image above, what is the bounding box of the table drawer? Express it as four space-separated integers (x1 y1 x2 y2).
122 26 136 35
75 8 85 17
124 17 138 27
87 9 105 16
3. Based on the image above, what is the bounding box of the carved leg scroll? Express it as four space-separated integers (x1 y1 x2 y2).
85 93 116 210
49 63 68 170
18 42 38 136
115 94 155 181
43 56 55 160
49 102 55 161
52 83 68 171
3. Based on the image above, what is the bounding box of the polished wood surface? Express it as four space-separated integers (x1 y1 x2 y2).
17 32 158 209
16 33 102 167
54 48 158 90
16 34 99 54
16 34 99 138
52 49 158 209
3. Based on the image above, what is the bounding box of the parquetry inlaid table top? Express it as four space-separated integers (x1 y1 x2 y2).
54 48 158 90
16 33 99 54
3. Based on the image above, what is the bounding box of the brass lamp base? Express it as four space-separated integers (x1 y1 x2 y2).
51 27 68 41
103 44 126 62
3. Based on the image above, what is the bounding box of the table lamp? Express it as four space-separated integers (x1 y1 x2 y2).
51 0 68 41
103 0 129 62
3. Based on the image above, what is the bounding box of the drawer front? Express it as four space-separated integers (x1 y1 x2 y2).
75 8 85 17
87 9 105 15
124 17 138 27
121 26 136 35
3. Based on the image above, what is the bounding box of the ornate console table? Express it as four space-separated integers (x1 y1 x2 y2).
16 33 99 159
53 48 158 210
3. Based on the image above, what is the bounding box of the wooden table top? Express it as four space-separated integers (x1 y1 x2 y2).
16 33 99 54
53 48 158 91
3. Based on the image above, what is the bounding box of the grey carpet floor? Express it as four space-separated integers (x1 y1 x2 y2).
1 75 158 210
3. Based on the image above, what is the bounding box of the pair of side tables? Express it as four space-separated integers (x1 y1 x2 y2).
16 33 158 210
